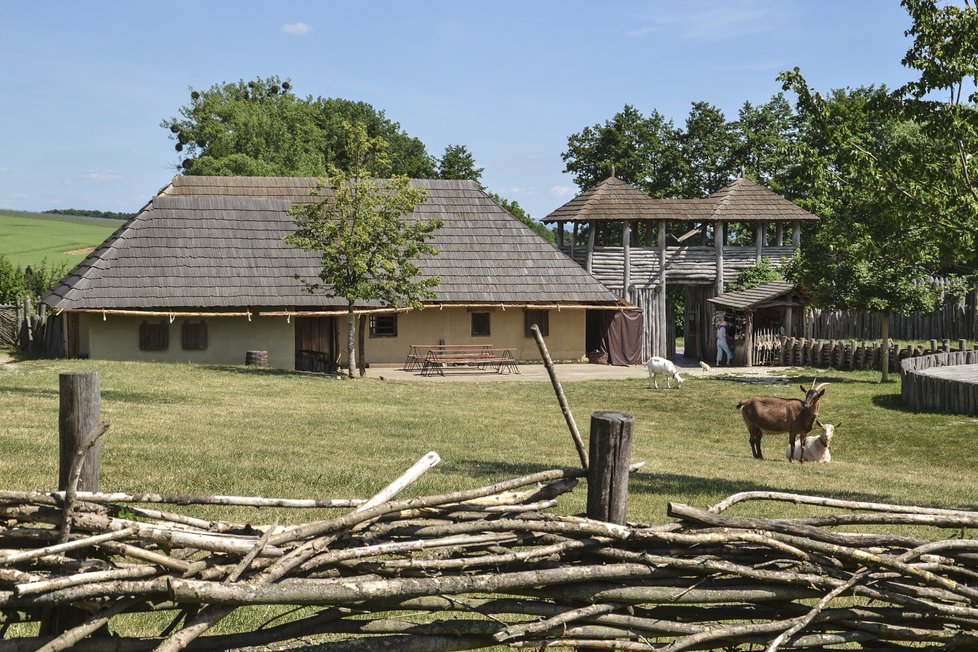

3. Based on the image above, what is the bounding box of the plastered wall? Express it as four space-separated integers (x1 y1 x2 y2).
80 314 296 369
78 307 590 369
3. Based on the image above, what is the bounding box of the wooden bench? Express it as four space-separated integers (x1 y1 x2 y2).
418 345 519 376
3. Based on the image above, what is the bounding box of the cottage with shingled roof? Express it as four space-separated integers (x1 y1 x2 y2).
44 177 628 370
543 175 818 364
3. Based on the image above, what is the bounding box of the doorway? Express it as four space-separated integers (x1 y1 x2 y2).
294 316 334 372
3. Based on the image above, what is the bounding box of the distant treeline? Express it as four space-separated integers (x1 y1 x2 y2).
44 209 133 220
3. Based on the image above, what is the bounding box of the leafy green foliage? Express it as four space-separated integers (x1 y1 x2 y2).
0 256 69 304
162 76 436 178
437 144 484 183
286 122 442 377
562 105 684 197
727 258 784 292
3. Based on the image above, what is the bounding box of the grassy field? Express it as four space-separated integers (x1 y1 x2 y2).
0 209 124 268
2 358 976 526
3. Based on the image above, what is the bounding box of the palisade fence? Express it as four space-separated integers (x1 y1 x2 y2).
753 333 975 372
0 297 67 357
806 282 978 342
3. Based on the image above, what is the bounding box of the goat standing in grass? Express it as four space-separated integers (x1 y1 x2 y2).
737 379 828 462
646 357 684 389
787 421 840 463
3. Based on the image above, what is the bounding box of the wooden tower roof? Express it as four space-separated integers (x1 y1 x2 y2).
543 176 818 224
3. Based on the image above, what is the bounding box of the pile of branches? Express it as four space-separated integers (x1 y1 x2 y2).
2 458 978 651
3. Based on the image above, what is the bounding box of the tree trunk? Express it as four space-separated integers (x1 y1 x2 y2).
881 311 890 383
347 305 357 379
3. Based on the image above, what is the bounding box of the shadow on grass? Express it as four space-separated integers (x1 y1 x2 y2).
207 364 345 379
871 393 915 413
0 385 59 397
447 460 903 508
718 373 867 387
629 471 887 504
101 390 194 405
446 459 582 481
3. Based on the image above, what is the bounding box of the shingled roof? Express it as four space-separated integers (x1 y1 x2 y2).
542 176 818 223
45 177 621 311
707 281 808 311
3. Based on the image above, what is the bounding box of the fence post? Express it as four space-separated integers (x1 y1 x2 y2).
42 371 102 636
58 371 101 491
586 412 633 525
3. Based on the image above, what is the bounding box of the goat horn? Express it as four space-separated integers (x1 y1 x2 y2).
814 382 829 392
810 377 817 390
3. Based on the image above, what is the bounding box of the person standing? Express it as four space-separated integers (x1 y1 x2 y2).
716 321 733 366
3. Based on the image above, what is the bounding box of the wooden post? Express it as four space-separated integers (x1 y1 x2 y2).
586 411 633 525
58 371 101 491
557 222 565 249
791 220 801 247
45 371 102 636
755 222 764 263
658 221 667 358
622 220 631 300
585 222 596 274
714 221 724 294
784 306 793 337
571 222 578 261
745 312 754 367
775 222 784 246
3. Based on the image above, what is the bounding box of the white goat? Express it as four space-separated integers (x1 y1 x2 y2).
786 421 840 463
646 357 684 389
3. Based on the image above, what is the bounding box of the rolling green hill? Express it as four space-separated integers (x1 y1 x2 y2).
0 209 125 268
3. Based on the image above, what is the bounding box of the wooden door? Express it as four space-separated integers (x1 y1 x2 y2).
294 317 334 372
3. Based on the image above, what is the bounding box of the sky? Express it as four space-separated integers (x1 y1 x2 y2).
0 1 917 222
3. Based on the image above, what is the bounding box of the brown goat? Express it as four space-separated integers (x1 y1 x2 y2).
737 380 828 462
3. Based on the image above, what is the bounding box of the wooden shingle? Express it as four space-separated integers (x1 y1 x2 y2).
46 178 622 310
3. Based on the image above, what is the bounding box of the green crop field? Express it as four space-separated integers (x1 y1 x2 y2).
0 209 124 268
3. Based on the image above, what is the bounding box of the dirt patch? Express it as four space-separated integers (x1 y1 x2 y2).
64 247 94 256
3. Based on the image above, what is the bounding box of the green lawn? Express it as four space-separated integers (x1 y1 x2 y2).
0 210 124 268
2 358 976 526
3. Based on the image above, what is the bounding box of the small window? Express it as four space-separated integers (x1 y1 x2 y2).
369 314 398 338
524 309 549 337
181 321 208 350
471 312 491 337
139 321 169 351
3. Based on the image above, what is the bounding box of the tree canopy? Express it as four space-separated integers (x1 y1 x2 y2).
162 77 436 178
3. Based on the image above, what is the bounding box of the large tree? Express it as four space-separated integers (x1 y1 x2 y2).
562 105 684 196
286 122 442 378
161 76 436 178
781 86 972 382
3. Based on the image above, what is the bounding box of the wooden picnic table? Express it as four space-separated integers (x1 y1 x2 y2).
407 344 520 376
403 344 492 371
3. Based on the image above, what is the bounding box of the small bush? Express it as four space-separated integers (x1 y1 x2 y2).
0 256 69 304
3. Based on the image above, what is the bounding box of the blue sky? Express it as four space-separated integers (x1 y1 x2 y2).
0 1 915 221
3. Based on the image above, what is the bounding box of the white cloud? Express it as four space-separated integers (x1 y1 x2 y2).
550 185 574 199
627 1 787 42
282 22 313 35
64 170 123 185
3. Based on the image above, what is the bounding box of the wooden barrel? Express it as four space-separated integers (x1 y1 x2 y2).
245 351 268 367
